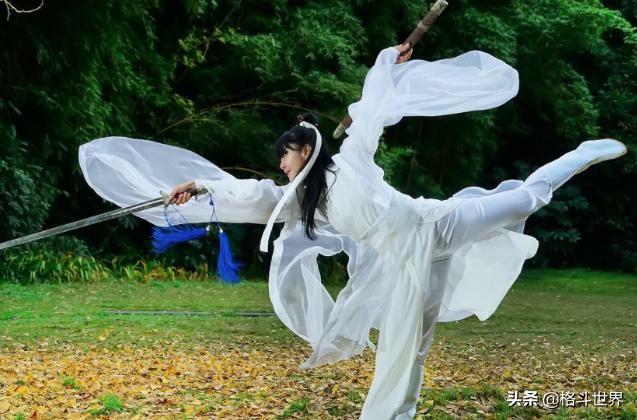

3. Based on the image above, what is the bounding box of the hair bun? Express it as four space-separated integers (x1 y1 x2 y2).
296 112 318 127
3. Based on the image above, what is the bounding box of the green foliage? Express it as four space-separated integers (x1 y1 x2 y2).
0 123 58 241
0 237 110 284
111 258 211 282
0 236 212 284
374 141 416 186
0 0 634 272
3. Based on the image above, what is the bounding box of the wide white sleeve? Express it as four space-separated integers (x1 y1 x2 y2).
341 47 519 160
194 178 291 224
78 136 293 227
341 47 400 158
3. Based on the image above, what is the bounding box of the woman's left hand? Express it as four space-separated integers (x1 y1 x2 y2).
394 43 413 64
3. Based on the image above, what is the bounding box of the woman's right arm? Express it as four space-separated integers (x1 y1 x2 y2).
169 180 197 204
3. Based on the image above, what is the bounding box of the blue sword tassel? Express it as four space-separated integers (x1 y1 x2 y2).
209 197 243 284
150 192 243 284
216 227 242 284
151 224 207 254
152 201 207 254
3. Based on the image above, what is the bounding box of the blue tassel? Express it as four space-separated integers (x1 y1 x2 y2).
152 225 207 254
151 195 243 284
217 228 243 284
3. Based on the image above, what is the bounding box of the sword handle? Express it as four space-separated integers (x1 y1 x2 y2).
187 187 208 196
161 186 208 207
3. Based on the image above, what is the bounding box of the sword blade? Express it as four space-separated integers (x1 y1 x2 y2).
0 196 166 251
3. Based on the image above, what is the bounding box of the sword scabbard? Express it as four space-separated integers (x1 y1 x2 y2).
332 0 449 139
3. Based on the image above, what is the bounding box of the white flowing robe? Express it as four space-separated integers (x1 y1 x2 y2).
79 47 538 418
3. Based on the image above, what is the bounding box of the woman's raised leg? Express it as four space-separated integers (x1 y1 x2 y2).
437 139 626 254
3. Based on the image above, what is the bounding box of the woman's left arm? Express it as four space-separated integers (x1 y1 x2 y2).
340 44 411 160
394 43 413 64
342 44 518 163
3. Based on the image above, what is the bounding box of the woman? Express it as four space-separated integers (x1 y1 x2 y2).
79 43 626 419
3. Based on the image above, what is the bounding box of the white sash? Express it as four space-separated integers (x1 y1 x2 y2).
259 121 323 252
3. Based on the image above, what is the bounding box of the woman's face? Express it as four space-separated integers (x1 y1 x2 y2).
280 144 312 182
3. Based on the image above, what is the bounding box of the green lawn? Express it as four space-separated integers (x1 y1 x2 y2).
1 268 634 353
437 268 637 357
0 278 286 348
0 268 635 418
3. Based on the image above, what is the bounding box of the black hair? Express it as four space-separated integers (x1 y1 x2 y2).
273 112 336 240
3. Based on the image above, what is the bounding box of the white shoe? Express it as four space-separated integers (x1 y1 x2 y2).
571 139 627 178
528 138 627 191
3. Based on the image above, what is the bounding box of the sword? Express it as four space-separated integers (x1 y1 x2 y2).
0 187 207 251
332 0 449 138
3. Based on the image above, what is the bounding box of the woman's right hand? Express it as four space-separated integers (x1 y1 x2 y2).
169 180 196 205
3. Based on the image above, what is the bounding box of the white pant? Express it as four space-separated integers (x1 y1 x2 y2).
390 173 552 419
386 138 625 418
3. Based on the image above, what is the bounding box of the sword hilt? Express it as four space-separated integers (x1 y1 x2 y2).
160 186 209 208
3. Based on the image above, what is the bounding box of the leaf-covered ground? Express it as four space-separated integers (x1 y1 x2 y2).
0 269 635 418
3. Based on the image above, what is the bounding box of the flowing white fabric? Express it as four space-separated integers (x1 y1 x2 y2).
78 46 537 419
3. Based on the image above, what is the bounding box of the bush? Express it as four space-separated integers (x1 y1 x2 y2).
0 123 58 243
0 237 110 284
0 235 215 284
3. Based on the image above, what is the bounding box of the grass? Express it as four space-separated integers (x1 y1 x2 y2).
0 268 635 417
279 396 310 418
1 268 634 356
0 278 295 348
435 268 637 358
88 393 124 415
61 375 81 390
